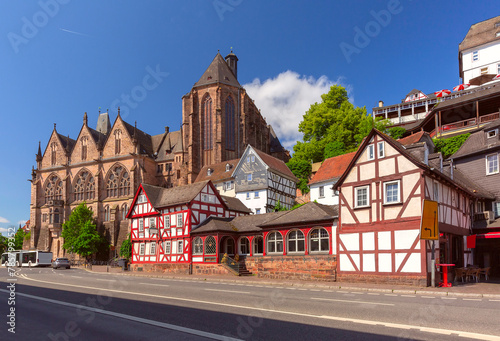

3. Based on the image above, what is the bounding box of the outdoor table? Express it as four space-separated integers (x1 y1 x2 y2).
437 263 455 287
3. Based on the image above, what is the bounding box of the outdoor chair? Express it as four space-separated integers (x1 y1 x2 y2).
454 268 466 283
479 267 491 281
465 267 479 282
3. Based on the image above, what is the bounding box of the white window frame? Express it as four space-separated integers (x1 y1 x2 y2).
367 144 374 160
251 155 255 162
164 215 170 228
287 229 305 254
150 242 156 255
139 243 145 255
177 213 183 227
178 240 183 254
247 173 252 181
383 180 401 204
246 192 251 200
149 217 155 228
164 241 171 254
138 218 144 232
266 231 283 254
494 202 500 218
254 191 260 199
256 208 261 214
193 237 203 255
319 186 325 198
472 50 478 62
309 228 330 253
246 156 250 163
487 129 497 138
433 182 439 203
354 185 370 208
377 141 385 158
486 154 499 175
137 194 147 204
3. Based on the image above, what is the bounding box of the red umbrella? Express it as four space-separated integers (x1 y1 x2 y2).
434 89 451 97
492 74 500 80
453 83 470 91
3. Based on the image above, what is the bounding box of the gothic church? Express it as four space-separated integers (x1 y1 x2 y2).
29 52 289 259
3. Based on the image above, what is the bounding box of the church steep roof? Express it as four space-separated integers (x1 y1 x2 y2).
194 52 241 89
122 120 154 157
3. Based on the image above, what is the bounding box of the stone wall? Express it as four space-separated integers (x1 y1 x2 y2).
192 263 233 276
337 273 427 286
131 263 190 274
245 255 337 281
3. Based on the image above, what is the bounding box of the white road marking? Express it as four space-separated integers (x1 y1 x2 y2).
139 283 170 287
94 278 116 282
463 298 482 301
421 296 435 299
298 288 308 291
384 294 397 296
70 276 82 279
18 275 500 341
349 292 363 294
401 295 416 298
0 289 240 341
367 293 380 296
441 297 457 300
489 300 500 302
205 288 250 294
311 297 395 306
310 289 321 292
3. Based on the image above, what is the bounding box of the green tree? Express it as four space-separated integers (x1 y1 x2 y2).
62 202 104 261
13 227 25 250
287 159 312 194
388 127 406 140
0 235 7 255
324 141 346 159
433 134 470 159
119 235 132 259
273 200 288 212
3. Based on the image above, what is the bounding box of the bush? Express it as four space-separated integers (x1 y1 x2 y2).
433 133 470 159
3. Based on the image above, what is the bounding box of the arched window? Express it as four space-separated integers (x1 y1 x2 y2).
104 205 110 222
287 230 305 253
81 136 88 161
267 232 283 254
310 228 329 252
51 142 57 165
253 236 263 255
114 129 122 155
239 237 250 255
204 236 216 255
193 237 203 255
121 203 128 220
74 170 95 202
225 96 235 150
45 175 63 203
106 165 130 197
203 96 213 150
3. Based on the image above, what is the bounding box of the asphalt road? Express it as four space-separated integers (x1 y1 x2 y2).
0 267 499 340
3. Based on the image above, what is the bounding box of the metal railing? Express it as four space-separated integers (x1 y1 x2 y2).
220 254 244 275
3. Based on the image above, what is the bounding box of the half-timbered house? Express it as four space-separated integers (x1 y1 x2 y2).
127 181 250 270
333 129 489 286
233 145 298 214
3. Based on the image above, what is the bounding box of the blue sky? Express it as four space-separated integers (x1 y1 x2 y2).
0 0 498 235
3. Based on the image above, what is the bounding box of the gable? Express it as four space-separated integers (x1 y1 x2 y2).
41 130 66 168
102 116 134 157
70 125 100 163
129 187 156 217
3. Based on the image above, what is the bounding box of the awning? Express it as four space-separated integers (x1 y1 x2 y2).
476 232 500 239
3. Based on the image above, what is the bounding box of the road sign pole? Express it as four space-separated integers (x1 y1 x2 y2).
431 241 435 288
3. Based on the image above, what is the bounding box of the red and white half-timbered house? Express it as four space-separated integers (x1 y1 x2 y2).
334 129 487 286
127 180 250 268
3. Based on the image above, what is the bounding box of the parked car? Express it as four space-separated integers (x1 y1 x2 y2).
52 258 71 269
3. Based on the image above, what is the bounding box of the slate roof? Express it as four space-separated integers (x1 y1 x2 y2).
194 52 241 89
220 195 252 213
258 202 338 227
57 133 76 151
141 181 210 208
122 120 154 156
253 147 298 181
155 130 184 162
459 15 500 51
195 159 240 183
398 131 426 146
450 119 500 159
87 126 106 150
309 152 356 185
191 211 289 234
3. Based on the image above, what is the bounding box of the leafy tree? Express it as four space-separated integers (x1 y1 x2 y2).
119 235 132 259
62 202 104 261
433 133 470 159
287 159 312 194
273 200 288 212
0 235 7 255
13 227 25 250
388 127 406 140
324 141 346 159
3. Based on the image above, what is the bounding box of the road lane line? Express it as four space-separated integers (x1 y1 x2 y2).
401 295 416 298
0 289 241 341
70 276 83 279
463 298 482 301
139 283 169 287
367 293 380 295
384 294 397 296
205 288 250 294
421 296 435 299
441 297 457 300
311 297 395 306
94 278 116 282
489 300 500 302
17 275 500 341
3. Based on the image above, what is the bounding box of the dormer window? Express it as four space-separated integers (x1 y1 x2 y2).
487 129 497 138
225 164 231 172
207 168 213 176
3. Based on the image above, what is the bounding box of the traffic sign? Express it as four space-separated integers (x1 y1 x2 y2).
420 199 438 240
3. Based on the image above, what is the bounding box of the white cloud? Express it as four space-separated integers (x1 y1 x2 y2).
17 220 27 226
244 71 342 150
0 227 9 235
0 216 9 224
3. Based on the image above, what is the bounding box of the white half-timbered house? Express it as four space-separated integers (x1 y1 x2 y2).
127 180 250 266
233 145 298 214
333 129 488 286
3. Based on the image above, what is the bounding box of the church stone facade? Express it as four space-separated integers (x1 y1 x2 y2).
29 51 289 259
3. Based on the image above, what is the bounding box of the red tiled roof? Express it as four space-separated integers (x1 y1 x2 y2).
397 131 425 146
253 148 298 181
309 152 356 185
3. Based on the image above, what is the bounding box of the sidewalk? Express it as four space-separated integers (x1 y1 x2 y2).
77 266 500 299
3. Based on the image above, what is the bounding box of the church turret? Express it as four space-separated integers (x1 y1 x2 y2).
225 51 238 79
96 110 111 135
36 141 42 169
83 112 88 126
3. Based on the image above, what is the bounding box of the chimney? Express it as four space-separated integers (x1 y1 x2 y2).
225 51 238 79
165 126 169 134
378 100 384 107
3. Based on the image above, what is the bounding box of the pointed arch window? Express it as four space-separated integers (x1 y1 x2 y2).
104 205 110 222
45 175 63 203
74 171 95 202
225 96 235 150
106 165 130 198
114 129 122 155
121 203 128 220
51 142 58 165
203 96 213 150
81 136 88 161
